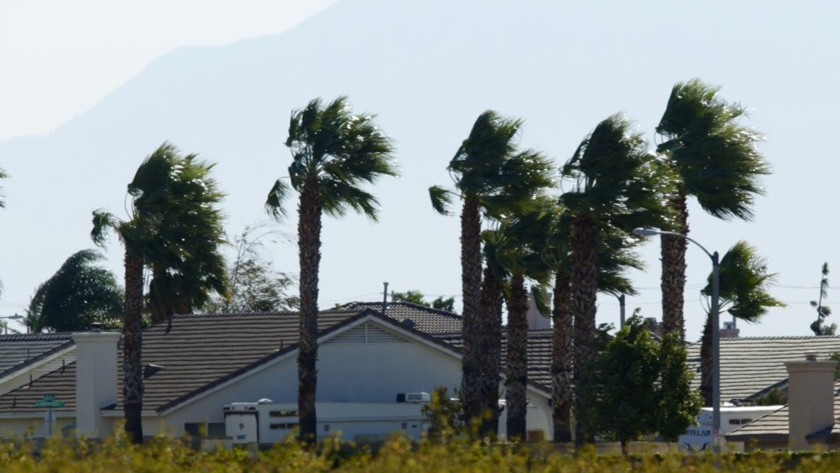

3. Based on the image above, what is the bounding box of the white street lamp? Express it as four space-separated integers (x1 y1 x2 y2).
633 227 721 453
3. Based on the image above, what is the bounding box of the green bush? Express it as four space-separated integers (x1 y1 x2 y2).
4 432 840 472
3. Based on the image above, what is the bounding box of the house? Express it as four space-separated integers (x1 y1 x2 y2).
686 334 840 404
682 334 840 451
725 355 839 450
0 303 555 444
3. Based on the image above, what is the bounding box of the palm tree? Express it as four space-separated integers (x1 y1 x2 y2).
26 249 123 332
92 143 228 444
656 79 770 339
542 206 643 443
698 241 784 405
266 96 396 442
430 110 553 430
482 205 552 440
559 115 665 446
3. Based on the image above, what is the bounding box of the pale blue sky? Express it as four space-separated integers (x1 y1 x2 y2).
1 1 839 342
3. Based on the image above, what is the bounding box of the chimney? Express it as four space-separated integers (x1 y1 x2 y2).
720 321 740 338
74 331 120 438
785 354 837 450
526 296 551 330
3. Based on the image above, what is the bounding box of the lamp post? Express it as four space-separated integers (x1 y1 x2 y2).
633 227 721 453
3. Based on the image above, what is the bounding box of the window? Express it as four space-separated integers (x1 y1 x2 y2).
269 410 298 417
184 422 226 438
269 422 299 430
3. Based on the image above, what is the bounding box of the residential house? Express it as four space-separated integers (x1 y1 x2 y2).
0 303 554 444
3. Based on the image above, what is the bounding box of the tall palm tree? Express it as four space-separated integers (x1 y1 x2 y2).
656 79 770 339
698 241 784 405
26 249 123 332
92 143 228 444
542 205 643 443
559 115 665 446
482 204 552 440
266 96 396 442
430 110 553 430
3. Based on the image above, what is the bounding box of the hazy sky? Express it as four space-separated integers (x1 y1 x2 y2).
0 0 335 142
1 1 839 341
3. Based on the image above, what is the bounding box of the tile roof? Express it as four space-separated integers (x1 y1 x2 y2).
0 334 74 382
0 305 554 415
726 382 840 442
0 311 361 414
686 336 840 402
340 302 462 335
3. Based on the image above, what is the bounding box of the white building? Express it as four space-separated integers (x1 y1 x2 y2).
0 304 554 444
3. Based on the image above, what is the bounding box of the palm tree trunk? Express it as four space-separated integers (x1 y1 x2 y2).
479 264 503 437
661 193 688 339
571 216 598 447
123 248 144 444
298 178 322 443
460 195 483 429
551 270 573 443
700 314 713 406
505 272 528 441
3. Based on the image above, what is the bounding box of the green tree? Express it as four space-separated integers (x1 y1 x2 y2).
391 290 427 306
583 316 701 455
698 241 785 405
92 143 228 444
26 250 123 332
810 263 834 335
390 290 457 313
266 96 397 442
656 79 770 339
559 115 666 446
205 225 298 313
429 110 553 431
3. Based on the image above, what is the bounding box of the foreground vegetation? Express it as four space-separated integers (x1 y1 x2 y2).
3 434 840 472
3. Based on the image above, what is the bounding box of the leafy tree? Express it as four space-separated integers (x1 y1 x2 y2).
266 96 397 442
559 114 666 446
205 225 298 313
92 143 228 444
698 241 785 405
583 316 701 455
390 290 457 313
430 110 553 431
810 263 835 335
26 250 123 332
656 79 770 339
391 290 427 306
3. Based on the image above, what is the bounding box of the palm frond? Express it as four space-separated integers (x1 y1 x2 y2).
657 79 769 220
265 179 290 221
429 186 454 215
702 240 785 322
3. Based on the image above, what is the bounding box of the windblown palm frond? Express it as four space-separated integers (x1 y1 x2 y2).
657 79 770 220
